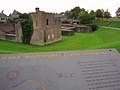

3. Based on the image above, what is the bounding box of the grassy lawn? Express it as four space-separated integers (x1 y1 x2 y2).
93 19 111 26
0 27 120 54
94 18 120 28
107 21 120 28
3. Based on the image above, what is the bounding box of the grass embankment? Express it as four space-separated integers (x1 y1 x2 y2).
107 21 120 28
94 19 111 26
0 27 120 54
94 18 120 28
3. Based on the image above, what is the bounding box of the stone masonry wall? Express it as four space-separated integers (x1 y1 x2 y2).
0 23 15 33
30 8 61 45
0 23 22 42
0 30 5 39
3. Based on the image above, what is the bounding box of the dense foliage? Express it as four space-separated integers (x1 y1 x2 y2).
65 7 95 24
78 10 95 24
21 15 33 44
64 7 111 24
86 24 98 31
104 11 111 19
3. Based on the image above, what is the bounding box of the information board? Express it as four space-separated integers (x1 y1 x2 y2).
0 49 120 90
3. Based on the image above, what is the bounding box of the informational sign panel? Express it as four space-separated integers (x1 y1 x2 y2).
0 49 120 90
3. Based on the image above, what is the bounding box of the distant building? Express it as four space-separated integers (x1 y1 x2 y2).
116 12 120 18
54 14 67 21
30 8 61 45
10 10 20 19
0 10 10 22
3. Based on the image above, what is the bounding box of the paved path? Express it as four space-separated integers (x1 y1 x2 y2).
102 26 120 30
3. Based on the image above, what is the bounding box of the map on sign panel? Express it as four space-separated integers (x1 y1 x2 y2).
0 49 120 90
0 65 59 90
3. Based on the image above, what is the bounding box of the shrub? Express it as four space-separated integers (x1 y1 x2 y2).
86 24 98 31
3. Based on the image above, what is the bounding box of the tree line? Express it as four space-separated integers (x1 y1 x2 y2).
64 6 111 24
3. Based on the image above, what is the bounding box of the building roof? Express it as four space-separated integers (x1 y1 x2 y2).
0 13 7 17
54 14 65 18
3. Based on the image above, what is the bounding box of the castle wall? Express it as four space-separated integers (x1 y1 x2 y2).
15 23 23 42
0 30 5 40
0 23 15 33
0 23 22 42
30 9 61 45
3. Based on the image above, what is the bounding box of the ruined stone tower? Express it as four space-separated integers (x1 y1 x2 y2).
30 8 61 45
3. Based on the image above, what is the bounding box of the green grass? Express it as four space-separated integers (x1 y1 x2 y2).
93 19 110 26
107 21 120 28
1 27 120 54
94 18 120 28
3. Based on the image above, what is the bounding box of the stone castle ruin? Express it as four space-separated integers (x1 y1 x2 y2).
0 8 61 45
0 23 22 42
30 8 61 45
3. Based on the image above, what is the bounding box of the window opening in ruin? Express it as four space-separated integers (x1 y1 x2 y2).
46 19 49 25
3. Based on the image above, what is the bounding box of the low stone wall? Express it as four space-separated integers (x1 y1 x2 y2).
62 29 74 36
75 25 92 33
62 24 93 33
5 34 16 40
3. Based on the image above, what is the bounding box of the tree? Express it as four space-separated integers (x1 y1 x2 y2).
104 10 111 19
95 9 103 18
69 6 81 19
101 9 105 18
90 10 95 16
65 10 71 19
21 15 33 44
78 10 94 24
116 7 120 17
89 10 95 21
19 13 29 19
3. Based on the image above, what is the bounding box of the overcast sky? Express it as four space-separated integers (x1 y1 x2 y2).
0 0 120 17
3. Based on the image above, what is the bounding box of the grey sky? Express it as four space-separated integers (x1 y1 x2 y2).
0 0 120 16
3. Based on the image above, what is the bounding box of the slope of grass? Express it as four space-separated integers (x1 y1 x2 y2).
0 27 120 54
107 21 120 28
93 19 112 26
94 18 120 28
